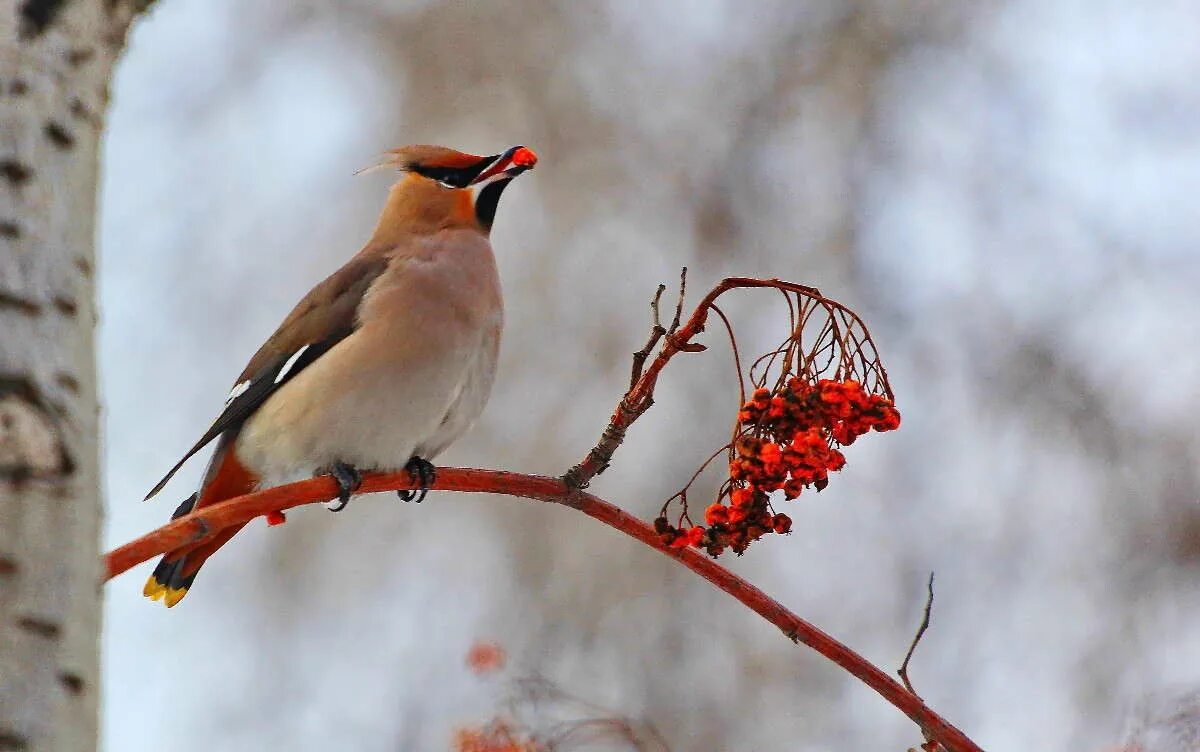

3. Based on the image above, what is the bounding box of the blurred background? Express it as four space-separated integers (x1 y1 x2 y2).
98 2 1200 750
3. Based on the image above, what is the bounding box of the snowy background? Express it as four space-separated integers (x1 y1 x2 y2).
99 2 1200 750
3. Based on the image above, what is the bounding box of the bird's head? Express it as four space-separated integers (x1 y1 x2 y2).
369 144 538 233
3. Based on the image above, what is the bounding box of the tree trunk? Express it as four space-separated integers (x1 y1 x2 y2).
1 2 147 750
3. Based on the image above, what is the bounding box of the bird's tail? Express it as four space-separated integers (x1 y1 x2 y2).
143 493 199 606
143 522 247 607
144 444 256 607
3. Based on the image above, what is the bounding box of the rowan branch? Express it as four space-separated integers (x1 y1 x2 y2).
103 468 981 752
107 276 976 751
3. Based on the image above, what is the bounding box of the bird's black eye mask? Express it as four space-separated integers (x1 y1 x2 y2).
409 146 536 190
409 155 498 189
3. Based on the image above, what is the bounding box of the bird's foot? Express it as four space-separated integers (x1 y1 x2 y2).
397 456 436 503
327 461 362 512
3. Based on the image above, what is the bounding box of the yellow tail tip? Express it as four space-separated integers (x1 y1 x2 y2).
143 577 187 607
163 587 187 607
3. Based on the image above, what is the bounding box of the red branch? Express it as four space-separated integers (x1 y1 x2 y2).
104 469 982 752
108 277 978 750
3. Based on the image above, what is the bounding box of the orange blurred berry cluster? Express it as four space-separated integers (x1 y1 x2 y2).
657 378 899 557
466 641 507 675
453 722 544 752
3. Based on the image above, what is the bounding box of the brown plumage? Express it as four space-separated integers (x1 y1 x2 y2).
144 144 536 606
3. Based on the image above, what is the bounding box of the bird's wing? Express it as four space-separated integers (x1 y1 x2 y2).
144 253 390 501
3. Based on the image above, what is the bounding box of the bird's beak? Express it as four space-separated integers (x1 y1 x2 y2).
470 146 538 185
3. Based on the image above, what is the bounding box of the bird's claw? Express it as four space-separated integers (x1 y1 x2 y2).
397 456 435 503
327 461 362 512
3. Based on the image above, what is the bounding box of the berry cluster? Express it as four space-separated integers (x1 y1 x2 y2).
466 641 507 675
655 488 791 557
454 722 543 752
657 378 899 557
741 378 900 446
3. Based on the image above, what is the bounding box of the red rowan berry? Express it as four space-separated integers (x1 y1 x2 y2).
704 503 729 526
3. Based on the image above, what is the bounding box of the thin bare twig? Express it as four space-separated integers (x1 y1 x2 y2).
630 284 667 389
899 573 945 752
899 572 936 696
564 268 701 490
666 267 687 336
492 673 671 751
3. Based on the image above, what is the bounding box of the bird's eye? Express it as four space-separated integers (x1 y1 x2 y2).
413 165 468 187
411 155 498 188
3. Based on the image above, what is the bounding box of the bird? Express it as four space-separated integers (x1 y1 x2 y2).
141 144 537 607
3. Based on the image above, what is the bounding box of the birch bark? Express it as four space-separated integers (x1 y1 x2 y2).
1 2 150 749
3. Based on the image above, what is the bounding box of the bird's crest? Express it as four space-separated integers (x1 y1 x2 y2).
356 144 537 188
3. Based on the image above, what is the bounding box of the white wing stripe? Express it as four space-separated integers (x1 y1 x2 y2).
274 344 311 385
225 380 251 407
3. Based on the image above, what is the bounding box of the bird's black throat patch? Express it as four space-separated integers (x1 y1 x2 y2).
474 178 513 231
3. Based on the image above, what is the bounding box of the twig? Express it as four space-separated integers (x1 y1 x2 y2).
562 276 855 491
666 267 687 335
102 469 981 752
630 284 667 389
628 267 689 390
899 572 943 752
564 268 699 490
899 572 936 696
